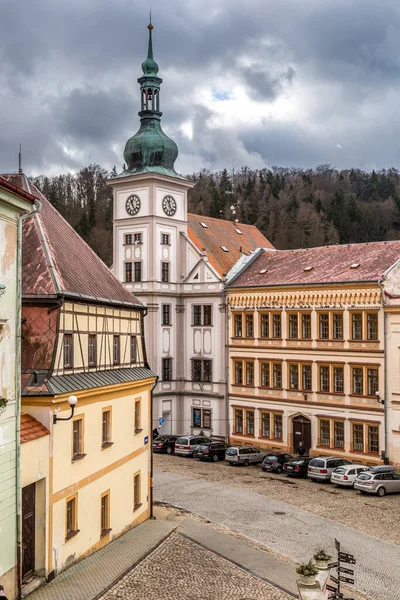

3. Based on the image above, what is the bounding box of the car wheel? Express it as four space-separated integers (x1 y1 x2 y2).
212 454 219 462
243 459 249 466
276 467 282 474
166 447 172 454
377 486 386 497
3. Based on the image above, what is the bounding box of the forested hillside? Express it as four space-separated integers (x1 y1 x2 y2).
33 164 400 266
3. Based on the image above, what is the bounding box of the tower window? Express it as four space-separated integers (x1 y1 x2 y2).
161 233 170 245
134 233 142 244
134 262 142 282
125 263 132 283
161 262 169 282
125 234 133 245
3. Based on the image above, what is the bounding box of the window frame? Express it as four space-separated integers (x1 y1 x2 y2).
133 232 142 244
64 333 74 369
234 313 243 337
260 313 269 338
100 490 111 538
319 419 331 447
367 425 379 454
245 313 254 338
161 261 169 283
88 334 97 367
72 415 85 461
125 262 133 283
134 261 142 282
113 335 120 365
234 408 243 434
192 407 212 429
301 313 312 339
246 410 255 436
234 360 243 385
101 407 112 448
288 313 299 339
133 471 142 511
318 313 330 340
161 233 170 245
260 411 271 438
272 313 282 339
125 234 133 245
273 414 283 440
350 364 379 397
162 357 173 381
130 335 137 363
134 398 142 433
191 358 213 382
162 304 171 326
66 493 79 541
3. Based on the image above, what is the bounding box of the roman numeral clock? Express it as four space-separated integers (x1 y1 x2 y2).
162 195 176 216
126 194 141 216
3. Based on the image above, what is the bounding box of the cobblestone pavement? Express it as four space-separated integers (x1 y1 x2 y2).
100 533 293 600
155 470 400 600
154 453 400 544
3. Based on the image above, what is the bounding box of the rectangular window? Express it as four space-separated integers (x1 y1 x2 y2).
288 314 298 339
260 362 270 387
367 368 378 396
88 334 97 367
245 362 254 386
301 313 311 339
130 335 137 363
352 313 363 340
245 314 254 337
192 408 201 427
274 414 282 439
101 492 110 537
72 417 84 459
113 335 120 365
272 314 281 338
125 262 133 282
193 305 202 326
260 314 269 338
320 366 330 392
64 334 73 368
334 421 344 448
289 364 299 389
134 233 142 244
203 360 212 382
235 409 243 433
234 361 243 385
302 365 312 391
367 313 378 340
353 423 364 452
368 425 379 454
320 420 330 446
162 304 171 326
333 313 343 339
192 359 202 382
125 234 133 245
333 367 344 393
234 314 242 337
273 363 282 388
191 359 212 382
261 412 270 437
133 472 141 511
134 399 141 432
246 410 255 435
134 261 142 282
193 305 212 326
203 409 212 429
319 314 329 339
161 233 170 245
66 494 78 540
203 305 212 326
102 409 111 446
162 358 173 381
352 368 363 395
161 262 169 282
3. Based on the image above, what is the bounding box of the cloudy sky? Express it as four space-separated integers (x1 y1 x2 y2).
2 0 400 176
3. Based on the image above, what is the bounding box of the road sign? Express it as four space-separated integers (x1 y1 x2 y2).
339 576 355 585
328 562 339 569
339 566 354 575
339 552 356 564
330 574 339 584
335 538 341 550
158 417 164 427
144 435 149 445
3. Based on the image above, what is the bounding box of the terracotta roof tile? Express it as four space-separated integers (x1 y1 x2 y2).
20 414 49 444
229 241 400 288
187 214 273 276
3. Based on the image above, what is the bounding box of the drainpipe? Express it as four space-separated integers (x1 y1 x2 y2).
378 279 389 464
16 200 41 599
149 378 158 519
222 285 230 443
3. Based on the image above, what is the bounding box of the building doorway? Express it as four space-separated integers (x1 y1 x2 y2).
292 415 311 455
22 483 35 581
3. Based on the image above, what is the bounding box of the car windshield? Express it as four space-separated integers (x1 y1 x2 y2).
309 459 324 468
226 448 238 455
357 473 372 480
176 437 188 445
334 467 346 474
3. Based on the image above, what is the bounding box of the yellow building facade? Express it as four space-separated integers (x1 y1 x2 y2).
227 244 400 467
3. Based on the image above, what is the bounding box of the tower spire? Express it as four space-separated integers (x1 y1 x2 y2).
147 14 154 60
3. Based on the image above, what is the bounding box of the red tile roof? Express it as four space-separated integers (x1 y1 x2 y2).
187 214 273 277
1 174 142 308
0 175 37 203
20 414 49 444
229 241 400 288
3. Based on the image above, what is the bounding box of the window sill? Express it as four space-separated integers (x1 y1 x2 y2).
134 428 143 435
162 323 172 327
101 442 114 450
316 391 345 396
133 503 142 512
101 528 112 538
65 529 80 542
72 453 86 462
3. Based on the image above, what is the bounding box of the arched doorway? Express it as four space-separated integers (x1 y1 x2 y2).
292 415 311 455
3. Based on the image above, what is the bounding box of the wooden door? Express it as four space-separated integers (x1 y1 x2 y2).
292 416 311 455
22 483 35 581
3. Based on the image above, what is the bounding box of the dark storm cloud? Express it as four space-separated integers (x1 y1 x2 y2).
2 0 400 175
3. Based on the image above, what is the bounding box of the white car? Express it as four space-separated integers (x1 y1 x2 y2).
331 464 369 487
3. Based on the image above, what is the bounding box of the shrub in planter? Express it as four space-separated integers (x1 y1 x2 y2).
296 560 319 586
0 397 8 415
313 549 332 569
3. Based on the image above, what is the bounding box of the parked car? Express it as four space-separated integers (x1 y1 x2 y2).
283 456 313 477
354 465 400 496
174 435 212 457
308 457 352 481
261 453 293 474
225 446 267 466
152 435 179 454
194 442 228 462
330 464 369 487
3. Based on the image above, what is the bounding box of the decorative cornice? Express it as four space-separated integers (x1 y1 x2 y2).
227 287 381 309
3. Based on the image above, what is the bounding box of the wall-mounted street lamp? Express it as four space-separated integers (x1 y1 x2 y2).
375 391 385 405
53 395 78 425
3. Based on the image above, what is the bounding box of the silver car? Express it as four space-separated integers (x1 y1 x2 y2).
174 435 212 457
225 446 267 466
308 456 352 481
331 464 369 487
354 465 400 496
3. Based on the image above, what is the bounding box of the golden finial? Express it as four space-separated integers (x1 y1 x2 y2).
148 10 153 30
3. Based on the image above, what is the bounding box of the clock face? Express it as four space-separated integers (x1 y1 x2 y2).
162 195 177 217
126 194 141 216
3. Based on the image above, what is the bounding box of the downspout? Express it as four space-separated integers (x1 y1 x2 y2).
223 285 230 442
16 199 41 599
378 279 389 464
150 377 158 520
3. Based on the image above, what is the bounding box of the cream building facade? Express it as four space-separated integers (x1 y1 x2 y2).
227 243 400 467
0 177 36 600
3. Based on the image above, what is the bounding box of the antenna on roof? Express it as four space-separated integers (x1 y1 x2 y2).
18 143 23 173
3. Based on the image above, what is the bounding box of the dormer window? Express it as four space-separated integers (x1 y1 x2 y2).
235 229 243 235
304 266 313 272
200 222 208 228
221 246 229 252
350 263 360 269
259 269 267 274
